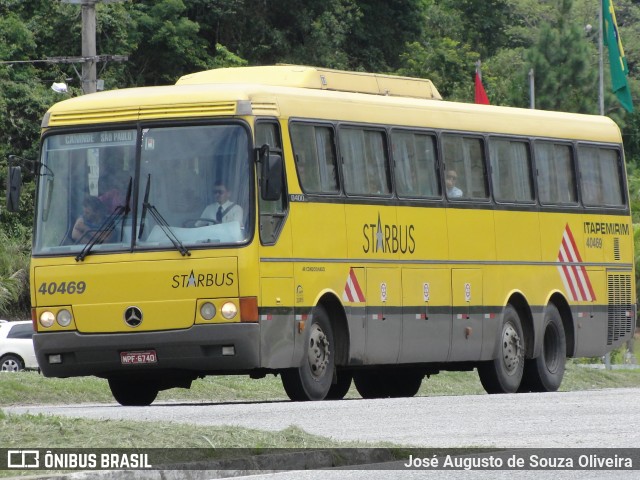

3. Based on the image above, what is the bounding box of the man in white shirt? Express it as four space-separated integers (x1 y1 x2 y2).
198 182 243 225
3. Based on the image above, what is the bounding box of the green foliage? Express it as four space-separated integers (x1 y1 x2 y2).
525 0 598 113
1 0 640 317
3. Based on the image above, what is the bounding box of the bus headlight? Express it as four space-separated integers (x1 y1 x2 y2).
57 309 73 327
200 302 216 320
221 302 238 320
40 311 55 328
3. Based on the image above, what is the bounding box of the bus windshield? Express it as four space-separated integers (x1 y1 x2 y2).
33 123 252 256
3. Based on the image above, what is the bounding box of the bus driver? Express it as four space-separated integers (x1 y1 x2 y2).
198 181 243 225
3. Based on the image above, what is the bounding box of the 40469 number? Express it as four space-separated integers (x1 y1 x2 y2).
38 281 87 295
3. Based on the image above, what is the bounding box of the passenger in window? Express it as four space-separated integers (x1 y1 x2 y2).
99 169 130 213
445 169 463 198
72 196 110 242
198 182 243 225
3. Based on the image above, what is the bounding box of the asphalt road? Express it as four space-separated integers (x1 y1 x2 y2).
8 387 640 448
6 388 640 479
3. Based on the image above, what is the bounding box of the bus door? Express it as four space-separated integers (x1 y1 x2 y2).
449 269 483 361
364 268 402 364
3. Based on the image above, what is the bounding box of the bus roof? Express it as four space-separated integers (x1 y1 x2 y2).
177 64 443 100
43 65 622 144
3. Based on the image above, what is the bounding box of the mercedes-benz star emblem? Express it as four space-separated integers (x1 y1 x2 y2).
124 306 143 328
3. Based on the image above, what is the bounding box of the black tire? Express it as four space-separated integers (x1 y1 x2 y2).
353 370 386 399
520 304 566 393
108 377 159 406
0 354 25 372
478 304 525 394
281 305 335 401
390 369 424 397
325 369 353 400
354 368 423 399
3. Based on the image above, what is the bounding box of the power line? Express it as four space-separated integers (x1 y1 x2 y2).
0 56 128 65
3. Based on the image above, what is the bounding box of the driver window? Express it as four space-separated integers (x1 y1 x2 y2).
256 120 287 245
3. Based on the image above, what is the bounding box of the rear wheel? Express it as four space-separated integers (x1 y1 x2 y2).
520 304 566 393
108 377 159 406
0 354 24 372
282 305 335 401
478 305 524 394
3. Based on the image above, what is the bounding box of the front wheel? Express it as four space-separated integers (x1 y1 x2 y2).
520 304 566 393
108 377 159 406
477 304 525 394
281 305 335 401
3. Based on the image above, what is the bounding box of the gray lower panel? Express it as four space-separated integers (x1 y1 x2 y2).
34 323 261 378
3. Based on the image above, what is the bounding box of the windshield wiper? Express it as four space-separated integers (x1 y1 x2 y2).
75 178 132 262
137 174 190 257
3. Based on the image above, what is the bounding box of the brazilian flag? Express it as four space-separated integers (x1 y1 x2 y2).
603 0 633 112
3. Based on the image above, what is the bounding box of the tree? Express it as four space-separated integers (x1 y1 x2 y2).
128 0 218 85
443 0 511 59
525 0 598 113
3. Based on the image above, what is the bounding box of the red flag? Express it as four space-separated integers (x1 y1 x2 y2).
474 71 489 105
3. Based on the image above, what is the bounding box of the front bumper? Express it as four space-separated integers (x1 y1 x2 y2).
34 323 261 378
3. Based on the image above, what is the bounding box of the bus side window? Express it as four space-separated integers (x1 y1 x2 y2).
290 123 339 194
489 138 534 203
535 141 577 205
256 120 288 245
392 130 439 198
340 127 390 196
442 134 488 200
578 145 625 207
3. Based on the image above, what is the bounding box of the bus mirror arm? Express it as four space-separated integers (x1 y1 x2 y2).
258 144 283 201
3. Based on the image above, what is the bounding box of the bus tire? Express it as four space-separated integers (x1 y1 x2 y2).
353 370 386 399
325 369 352 400
477 304 524 394
108 377 159 406
521 304 566 393
281 305 335 401
354 368 423 399
390 369 424 397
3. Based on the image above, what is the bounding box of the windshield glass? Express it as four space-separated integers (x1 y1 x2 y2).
34 124 252 256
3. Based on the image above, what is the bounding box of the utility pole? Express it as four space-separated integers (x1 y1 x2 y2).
81 0 98 94
62 0 125 94
598 1 605 115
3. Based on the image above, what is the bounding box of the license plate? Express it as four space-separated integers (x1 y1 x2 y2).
120 350 157 365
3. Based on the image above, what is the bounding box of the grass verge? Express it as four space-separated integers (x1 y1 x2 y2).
1 360 639 407
1 362 639 465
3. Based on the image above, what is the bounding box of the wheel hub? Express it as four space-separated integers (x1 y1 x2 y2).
1 360 19 372
501 322 522 374
307 323 330 379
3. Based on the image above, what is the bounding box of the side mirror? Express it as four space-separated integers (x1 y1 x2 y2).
6 166 22 212
259 145 283 201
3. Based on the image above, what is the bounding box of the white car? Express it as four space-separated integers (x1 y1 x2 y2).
0 320 38 371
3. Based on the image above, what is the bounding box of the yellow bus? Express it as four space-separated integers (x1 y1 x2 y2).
20 65 635 405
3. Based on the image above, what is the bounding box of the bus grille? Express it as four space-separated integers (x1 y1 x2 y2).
613 237 621 261
607 273 633 345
